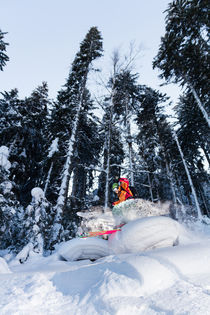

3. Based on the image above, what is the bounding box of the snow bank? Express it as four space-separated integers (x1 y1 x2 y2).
109 216 179 254
2 218 210 315
51 240 210 314
0 257 12 274
56 216 179 262
57 237 112 261
149 241 210 277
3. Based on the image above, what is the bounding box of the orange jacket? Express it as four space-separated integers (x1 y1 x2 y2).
113 178 133 206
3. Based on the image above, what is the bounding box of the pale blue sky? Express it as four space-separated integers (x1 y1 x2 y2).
0 0 180 104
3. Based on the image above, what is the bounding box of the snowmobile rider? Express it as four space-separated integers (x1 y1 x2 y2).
112 177 133 206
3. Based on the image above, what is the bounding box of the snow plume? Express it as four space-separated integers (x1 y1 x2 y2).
0 146 11 172
77 208 115 236
112 199 170 223
77 199 171 237
111 198 171 226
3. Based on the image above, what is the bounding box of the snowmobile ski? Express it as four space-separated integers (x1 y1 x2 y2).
79 228 121 238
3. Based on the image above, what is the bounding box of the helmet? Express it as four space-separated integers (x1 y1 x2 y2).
112 183 118 191
119 177 129 185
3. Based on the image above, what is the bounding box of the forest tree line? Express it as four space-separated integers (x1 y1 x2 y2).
0 0 209 255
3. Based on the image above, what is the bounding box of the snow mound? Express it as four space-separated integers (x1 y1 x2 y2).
0 257 12 274
57 216 180 262
57 237 112 261
109 216 179 254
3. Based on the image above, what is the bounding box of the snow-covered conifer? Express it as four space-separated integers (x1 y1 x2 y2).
0 29 9 71
50 27 103 243
153 0 209 126
17 187 52 261
0 146 20 250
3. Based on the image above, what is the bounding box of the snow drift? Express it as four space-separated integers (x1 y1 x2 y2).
1 212 210 315
0 257 12 274
109 216 179 254
56 216 180 261
57 237 112 261
51 240 210 315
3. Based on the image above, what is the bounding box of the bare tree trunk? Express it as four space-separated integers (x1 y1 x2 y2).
147 172 154 202
125 99 134 186
104 86 115 212
44 162 53 197
159 138 177 204
52 103 82 242
187 80 210 128
173 130 202 219
104 132 111 212
56 104 81 209
165 157 177 203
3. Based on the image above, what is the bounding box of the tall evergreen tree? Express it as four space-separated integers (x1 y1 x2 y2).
0 29 9 71
0 83 51 205
50 27 103 243
15 188 52 262
14 83 51 205
0 89 21 146
112 69 141 185
70 89 103 211
136 87 178 202
153 0 210 126
97 100 124 208
174 92 210 214
0 146 21 250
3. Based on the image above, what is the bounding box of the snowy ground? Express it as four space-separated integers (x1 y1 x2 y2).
1 216 210 315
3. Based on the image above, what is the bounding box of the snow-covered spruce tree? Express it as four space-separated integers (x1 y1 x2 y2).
56 90 103 241
153 0 210 127
112 69 142 186
153 0 209 214
172 130 203 219
96 52 129 211
0 146 21 250
15 187 52 262
97 100 125 209
174 93 209 215
0 84 51 206
13 83 51 205
0 89 21 147
135 87 178 202
175 92 209 166
50 27 103 244
0 29 9 71
0 89 26 204
70 89 103 211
